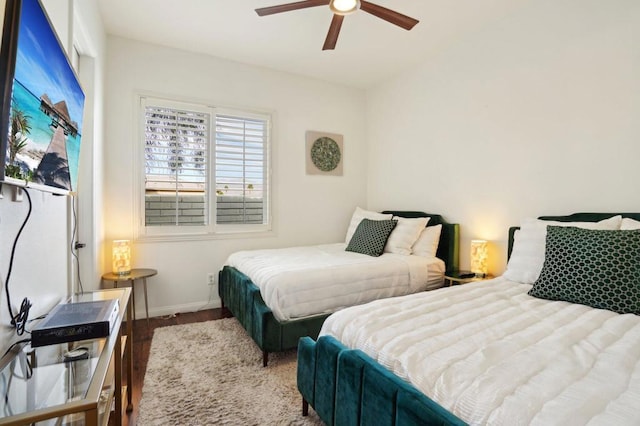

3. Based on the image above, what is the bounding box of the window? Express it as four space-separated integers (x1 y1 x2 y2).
215 112 269 226
139 97 271 238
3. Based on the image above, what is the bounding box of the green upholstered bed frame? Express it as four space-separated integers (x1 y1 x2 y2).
297 335 467 426
218 211 460 366
298 212 638 425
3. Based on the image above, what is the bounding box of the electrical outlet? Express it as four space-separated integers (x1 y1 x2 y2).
207 273 215 286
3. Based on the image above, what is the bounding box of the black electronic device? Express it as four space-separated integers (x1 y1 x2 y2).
458 272 477 279
31 299 119 347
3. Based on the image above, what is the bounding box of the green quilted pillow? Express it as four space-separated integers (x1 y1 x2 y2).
528 226 640 315
346 219 397 257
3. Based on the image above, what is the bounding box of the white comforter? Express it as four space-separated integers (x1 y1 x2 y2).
225 243 445 322
320 277 640 425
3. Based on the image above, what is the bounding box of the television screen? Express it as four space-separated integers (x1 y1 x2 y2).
0 0 85 193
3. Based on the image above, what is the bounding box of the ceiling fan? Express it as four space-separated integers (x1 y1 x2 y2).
255 0 419 50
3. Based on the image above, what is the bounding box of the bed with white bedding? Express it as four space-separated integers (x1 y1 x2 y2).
226 243 445 322
297 212 640 425
218 210 460 366
319 278 640 425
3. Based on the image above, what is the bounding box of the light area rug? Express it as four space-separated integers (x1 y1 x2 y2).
137 318 324 425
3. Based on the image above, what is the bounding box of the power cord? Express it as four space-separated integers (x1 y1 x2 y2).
3 187 33 335
70 195 84 294
11 299 31 336
0 338 31 360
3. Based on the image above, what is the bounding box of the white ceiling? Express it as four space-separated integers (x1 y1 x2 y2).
97 0 533 89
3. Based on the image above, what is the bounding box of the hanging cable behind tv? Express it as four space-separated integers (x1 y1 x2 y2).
3 186 33 336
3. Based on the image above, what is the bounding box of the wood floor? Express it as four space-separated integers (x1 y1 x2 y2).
120 308 232 426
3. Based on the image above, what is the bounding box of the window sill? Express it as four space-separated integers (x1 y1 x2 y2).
135 229 275 243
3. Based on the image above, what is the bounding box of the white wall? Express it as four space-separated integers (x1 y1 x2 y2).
73 0 108 290
103 37 367 317
0 187 70 345
366 0 640 274
41 0 70 55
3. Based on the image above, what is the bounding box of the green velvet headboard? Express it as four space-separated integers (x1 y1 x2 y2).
507 212 640 260
382 211 460 272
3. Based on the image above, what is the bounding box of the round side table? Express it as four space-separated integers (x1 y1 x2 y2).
101 268 157 323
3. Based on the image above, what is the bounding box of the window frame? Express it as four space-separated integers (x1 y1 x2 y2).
134 94 272 241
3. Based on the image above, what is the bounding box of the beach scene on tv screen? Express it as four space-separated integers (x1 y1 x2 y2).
4 0 85 191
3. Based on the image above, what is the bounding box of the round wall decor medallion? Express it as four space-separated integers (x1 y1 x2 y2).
310 137 341 172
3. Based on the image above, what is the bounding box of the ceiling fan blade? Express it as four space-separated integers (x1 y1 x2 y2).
255 0 330 16
322 14 344 50
359 0 419 30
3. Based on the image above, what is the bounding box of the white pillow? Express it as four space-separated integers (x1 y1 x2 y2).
621 217 640 230
411 224 442 258
384 216 430 255
503 215 622 284
345 207 393 243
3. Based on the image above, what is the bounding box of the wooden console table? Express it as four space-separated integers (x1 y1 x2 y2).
0 288 133 426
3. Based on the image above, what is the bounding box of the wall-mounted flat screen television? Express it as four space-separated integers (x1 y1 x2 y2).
0 0 85 194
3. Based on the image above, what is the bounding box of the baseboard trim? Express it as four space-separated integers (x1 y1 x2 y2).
134 299 222 320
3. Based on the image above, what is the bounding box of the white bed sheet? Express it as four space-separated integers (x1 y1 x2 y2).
320 276 640 425
225 243 445 322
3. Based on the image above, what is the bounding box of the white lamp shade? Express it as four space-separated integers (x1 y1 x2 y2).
330 0 360 14
470 239 488 276
112 240 131 275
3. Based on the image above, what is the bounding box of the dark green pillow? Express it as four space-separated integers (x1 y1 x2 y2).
346 219 397 257
528 226 640 315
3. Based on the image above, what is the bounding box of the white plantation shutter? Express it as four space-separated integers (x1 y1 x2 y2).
139 96 271 237
215 113 269 225
144 102 209 226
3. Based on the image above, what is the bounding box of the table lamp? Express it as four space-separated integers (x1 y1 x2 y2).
112 240 131 275
470 239 488 277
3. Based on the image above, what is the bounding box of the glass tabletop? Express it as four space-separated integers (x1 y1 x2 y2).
0 288 129 425
0 339 105 422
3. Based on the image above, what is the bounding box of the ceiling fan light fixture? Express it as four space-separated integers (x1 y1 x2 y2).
256 0 419 51
329 0 360 15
